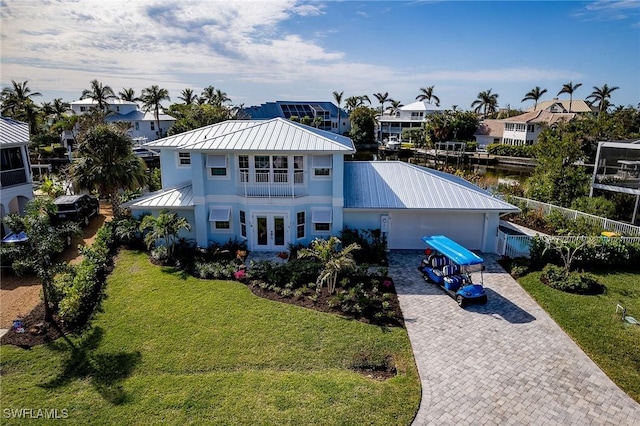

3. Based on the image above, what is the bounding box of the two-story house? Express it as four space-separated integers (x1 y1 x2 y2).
126 118 518 252
63 99 176 147
475 110 576 147
377 101 441 143
1 117 34 235
244 101 351 135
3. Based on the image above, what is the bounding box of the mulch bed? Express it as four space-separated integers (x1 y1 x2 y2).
245 280 405 328
1 303 71 348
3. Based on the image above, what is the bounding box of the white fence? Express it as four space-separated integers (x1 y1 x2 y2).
497 231 640 259
507 195 640 237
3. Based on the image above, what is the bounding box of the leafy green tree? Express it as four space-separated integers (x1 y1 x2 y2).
141 85 171 138
166 103 233 135
570 196 616 218
80 79 116 111
139 210 191 260
522 86 548 110
1 197 79 322
587 84 620 115
297 236 360 294
471 89 499 118
416 85 440 106
118 88 140 102
557 81 582 113
348 106 376 146
524 128 590 207
70 124 147 216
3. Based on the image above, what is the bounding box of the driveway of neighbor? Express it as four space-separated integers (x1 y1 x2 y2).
389 250 640 426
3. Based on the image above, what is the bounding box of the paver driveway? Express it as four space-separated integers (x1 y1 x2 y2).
389 250 640 426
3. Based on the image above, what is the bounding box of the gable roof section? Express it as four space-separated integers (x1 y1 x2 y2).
147 118 355 152
124 184 194 209
474 119 503 137
0 117 29 146
344 161 519 211
400 100 440 112
502 110 576 125
527 99 594 113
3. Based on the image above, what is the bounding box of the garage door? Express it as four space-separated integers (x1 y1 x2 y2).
388 211 484 250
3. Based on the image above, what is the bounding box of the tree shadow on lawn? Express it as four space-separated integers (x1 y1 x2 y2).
40 327 141 405
464 288 537 324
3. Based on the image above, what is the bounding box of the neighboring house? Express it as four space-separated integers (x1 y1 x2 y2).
244 101 351 135
0 117 34 235
377 101 441 143
475 110 576 147
526 99 595 113
62 99 176 146
126 118 518 253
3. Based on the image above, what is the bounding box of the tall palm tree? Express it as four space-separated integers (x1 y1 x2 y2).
119 87 140 102
521 86 548 110
214 88 230 107
343 95 371 115
557 81 582 113
297 236 360 294
1 80 42 132
81 79 116 111
587 84 620 115
416 85 440 106
200 85 216 105
141 85 171 138
178 88 198 105
70 124 147 216
332 90 344 134
373 92 391 141
471 89 499 118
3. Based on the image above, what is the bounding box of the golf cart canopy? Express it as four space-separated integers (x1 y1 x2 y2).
421 235 484 266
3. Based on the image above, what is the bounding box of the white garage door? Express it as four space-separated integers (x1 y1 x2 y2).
388 211 484 250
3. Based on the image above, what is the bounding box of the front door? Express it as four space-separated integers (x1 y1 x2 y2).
254 214 288 250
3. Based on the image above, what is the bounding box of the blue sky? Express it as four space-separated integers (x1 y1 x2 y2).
1 0 638 111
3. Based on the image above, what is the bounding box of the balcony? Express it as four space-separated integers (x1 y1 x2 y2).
236 170 308 198
1 169 28 188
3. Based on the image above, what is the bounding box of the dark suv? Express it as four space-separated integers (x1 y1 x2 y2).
52 194 100 227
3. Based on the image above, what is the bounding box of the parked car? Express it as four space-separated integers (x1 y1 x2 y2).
418 235 487 307
52 194 100 227
0 231 29 269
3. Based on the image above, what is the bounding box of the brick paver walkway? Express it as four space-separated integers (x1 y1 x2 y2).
389 250 640 425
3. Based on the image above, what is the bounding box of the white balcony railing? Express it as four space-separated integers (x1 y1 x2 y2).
236 170 307 198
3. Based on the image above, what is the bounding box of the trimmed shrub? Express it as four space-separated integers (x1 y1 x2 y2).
541 264 604 295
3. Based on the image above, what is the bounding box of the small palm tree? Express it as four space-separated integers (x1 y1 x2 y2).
522 86 548 110
471 89 499 118
119 87 140 102
81 79 116 111
178 88 198 105
139 210 191 260
200 85 217 105
141 85 171 138
587 84 619 115
297 237 360 294
416 85 440 107
213 89 230 107
1 80 42 133
557 81 582 113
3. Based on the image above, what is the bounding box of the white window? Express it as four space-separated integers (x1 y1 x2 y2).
207 154 228 177
135 122 140 131
296 211 305 239
177 151 191 167
294 156 304 184
150 122 155 131
238 155 249 183
209 207 231 230
239 210 247 238
312 208 332 232
312 155 332 177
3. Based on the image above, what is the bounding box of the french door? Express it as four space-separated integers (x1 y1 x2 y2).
254 213 288 250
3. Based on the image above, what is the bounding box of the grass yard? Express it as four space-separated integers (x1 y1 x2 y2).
518 270 640 403
0 250 421 425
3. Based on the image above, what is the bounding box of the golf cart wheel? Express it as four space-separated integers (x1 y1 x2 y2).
456 295 466 308
480 295 488 305
84 216 90 227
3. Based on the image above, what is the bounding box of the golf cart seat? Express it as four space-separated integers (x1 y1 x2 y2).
444 275 464 291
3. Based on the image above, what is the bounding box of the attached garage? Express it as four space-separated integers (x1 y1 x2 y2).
343 162 519 253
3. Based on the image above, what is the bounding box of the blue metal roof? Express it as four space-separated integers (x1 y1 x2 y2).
421 235 484 265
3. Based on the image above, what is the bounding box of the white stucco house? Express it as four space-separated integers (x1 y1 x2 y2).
377 101 441 143
126 118 518 253
1 117 34 235
63 99 175 146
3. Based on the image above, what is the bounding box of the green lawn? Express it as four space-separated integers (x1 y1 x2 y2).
518 270 640 402
0 250 420 425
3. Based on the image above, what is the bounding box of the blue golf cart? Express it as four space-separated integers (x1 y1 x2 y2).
418 235 487 308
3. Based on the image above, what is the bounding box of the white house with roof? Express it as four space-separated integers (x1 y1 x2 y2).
63 99 175 146
126 118 518 252
475 110 576 147
377 101 441 143
1 117 34 235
